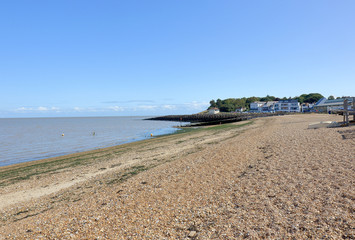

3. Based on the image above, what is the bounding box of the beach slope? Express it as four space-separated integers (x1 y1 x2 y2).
0 114 354 239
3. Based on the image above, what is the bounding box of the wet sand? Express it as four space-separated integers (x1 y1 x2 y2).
0 114 354 239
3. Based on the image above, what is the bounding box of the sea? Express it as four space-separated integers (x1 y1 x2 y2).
0 116 186 167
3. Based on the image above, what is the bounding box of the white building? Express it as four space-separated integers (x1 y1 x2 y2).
251 100 301 113
208 107 220 114
250 102 266 112
313 97 354 112
235 107 246 113
301 103 314 112
274 100 300 112
262 101 278 112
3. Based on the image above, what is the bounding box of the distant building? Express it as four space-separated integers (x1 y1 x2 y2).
301 103 314 112
313 97 354 112
208 107 220 114
250 102 266 112
262 101 278 112
235 107 246 113
274 99 300 112
251 100 301 113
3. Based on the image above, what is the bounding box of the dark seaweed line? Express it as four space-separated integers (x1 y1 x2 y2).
146 112 289 125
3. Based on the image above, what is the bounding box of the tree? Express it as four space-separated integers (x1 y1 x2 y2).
303 93 324 103
295 94 308 104
260 95 276 102
206 93 325 112
246 97 259 104
328 95 335 100
220 104 235 112
209 100 217 108
216 99 222 109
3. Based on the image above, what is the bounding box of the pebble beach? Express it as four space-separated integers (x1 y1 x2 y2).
0 114 354 239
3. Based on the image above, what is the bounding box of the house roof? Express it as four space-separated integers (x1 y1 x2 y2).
264 101 278 106
315 97 327 105
251 101 265 104
315 97 354 107
278 99 299 103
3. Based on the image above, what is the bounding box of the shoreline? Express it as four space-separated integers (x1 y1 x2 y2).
0 133 166 169
1 114 354 239
0 129 176 187
0 133 187 169
0 116 186 168
0 120 253 209
0 119 245 171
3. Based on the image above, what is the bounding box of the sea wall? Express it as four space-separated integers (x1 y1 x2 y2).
146 112 289 125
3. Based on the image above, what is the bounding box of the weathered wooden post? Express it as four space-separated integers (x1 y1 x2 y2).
353 97 355 121
344 99 349 126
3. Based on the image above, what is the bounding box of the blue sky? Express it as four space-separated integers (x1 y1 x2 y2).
1 0 354 117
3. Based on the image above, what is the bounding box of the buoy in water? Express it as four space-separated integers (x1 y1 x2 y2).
150 133 153 137
62 133 64 136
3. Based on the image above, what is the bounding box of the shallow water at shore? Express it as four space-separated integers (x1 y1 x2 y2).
0 116 184 167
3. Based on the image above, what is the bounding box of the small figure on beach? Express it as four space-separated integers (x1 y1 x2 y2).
61 133 64 137
150 133 153 137
93 131 96 136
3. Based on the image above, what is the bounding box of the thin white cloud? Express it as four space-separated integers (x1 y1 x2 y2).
37 106 48 111
132 101 208 113
15 106 61 112
107 106 125 111
184 101 210 110
15 107 32 111
72 107 97 112
12 101 209 116
73 107 83 112
162 105 176 110
138 105 158 110
72 106 125 113
102 100 155 104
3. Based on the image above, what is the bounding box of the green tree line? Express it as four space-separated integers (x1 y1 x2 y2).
209 93 324 112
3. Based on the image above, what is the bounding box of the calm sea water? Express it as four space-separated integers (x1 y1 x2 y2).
0 116 185 167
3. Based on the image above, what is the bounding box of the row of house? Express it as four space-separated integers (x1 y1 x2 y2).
208 107 246 114
209 100 301 114
250 97 354 113
313 97 354 112
250 99 301 113
208 97 354 114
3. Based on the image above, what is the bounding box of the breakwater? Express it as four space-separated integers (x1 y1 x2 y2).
146 112 287 126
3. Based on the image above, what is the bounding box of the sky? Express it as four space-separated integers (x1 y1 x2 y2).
0 0 354 117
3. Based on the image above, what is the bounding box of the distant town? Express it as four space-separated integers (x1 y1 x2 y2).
208 93 354 114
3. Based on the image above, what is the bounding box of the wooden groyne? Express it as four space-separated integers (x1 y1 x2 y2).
331 98 355 126
146 112 288 126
